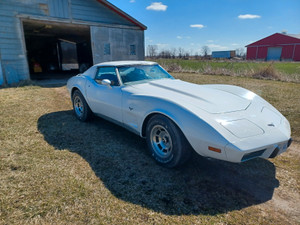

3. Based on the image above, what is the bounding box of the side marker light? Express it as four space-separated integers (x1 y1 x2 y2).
208 146 221 153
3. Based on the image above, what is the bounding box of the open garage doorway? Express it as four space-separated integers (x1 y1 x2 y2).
23 20 93 80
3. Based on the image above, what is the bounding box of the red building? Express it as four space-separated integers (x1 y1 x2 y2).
246 33 300 61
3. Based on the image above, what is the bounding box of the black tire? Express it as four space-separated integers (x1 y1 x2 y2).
146 114 191 168
72 90 93 122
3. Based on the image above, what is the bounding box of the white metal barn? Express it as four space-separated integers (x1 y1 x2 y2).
0 0 146 85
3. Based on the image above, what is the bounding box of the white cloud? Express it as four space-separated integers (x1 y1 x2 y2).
207 44 228 50
130 0 135 3
156 43 169 49
238 14 261 19
190 24 205 29
145 37 154 45
207 40 214 43
146 2 167 11
177 36 190 39
231 43 239 46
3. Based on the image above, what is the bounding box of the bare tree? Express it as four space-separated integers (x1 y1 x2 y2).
158 49 172 58
178 47 185 59
236 48 245 58
170 48 177 58
189 49 194 58
184 52 190 59
202 45 210 57
147 45 158 58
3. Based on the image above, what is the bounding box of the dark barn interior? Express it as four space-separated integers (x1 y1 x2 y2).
23 20 93 80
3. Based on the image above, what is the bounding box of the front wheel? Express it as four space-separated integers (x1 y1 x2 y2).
146 115 191 168
72 90 92 122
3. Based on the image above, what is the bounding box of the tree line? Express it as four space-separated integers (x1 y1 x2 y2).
147 45 246 59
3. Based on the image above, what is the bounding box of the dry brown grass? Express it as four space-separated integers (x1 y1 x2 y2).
0 75 299 224
251 63 279 80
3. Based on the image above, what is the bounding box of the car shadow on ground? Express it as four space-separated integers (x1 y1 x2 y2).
38 110 279 216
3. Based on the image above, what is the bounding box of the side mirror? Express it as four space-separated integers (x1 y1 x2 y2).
101 79 111 86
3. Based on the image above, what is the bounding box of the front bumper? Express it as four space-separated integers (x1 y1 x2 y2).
225 137 292 163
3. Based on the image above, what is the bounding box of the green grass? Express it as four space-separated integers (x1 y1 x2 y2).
0 76 299 224
155 59 300 82
273 62 300 74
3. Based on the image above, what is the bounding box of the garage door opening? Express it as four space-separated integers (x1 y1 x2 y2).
267 47 282 61
23 20 93 80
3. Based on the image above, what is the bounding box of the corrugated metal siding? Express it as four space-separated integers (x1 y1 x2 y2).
281 45 293 59
91 26 144 63
246 33 300 61
247 45 299 61
212 51 232 59
0 0 49 84
267 47 282 61
72 0 134 26
247 33 300 47
49 0 69 18
246 47 256 60
0 60 4 85
0 0 144 84
294 46 300 61
257 47 267 59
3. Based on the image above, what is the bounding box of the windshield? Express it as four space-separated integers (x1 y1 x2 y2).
117 64 174 85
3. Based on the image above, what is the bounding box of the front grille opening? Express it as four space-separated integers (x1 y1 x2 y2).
241 149 266 162
287 138 293 148
269 147 280 158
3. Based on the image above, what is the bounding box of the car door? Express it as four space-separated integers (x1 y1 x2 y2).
86 66 123 123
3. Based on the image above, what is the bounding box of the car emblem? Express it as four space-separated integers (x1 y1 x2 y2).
268 123 275 127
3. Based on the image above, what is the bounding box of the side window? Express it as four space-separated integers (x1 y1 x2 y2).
95 67 119 86
130 45 136 55
104 43 110 55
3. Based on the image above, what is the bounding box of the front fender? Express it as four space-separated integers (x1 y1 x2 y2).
125 95 230 161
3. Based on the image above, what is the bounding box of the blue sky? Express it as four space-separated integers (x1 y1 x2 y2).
108 0 300 54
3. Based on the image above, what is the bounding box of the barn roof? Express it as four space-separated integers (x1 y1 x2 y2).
97 0 147 30
246 33 300 47
286 33 300 39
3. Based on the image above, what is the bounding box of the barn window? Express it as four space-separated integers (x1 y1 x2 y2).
130 45 136 55
104 43 111 55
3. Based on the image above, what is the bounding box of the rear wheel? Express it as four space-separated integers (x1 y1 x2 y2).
72 90 92 122
146 115 191 168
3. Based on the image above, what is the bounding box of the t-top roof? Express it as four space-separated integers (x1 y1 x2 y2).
97 0 147 30
82 61 157 78
95 61 157 67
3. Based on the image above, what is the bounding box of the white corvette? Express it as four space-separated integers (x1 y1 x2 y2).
67 61 292 168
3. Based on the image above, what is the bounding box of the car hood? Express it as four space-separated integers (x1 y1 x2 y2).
125 79 251 114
